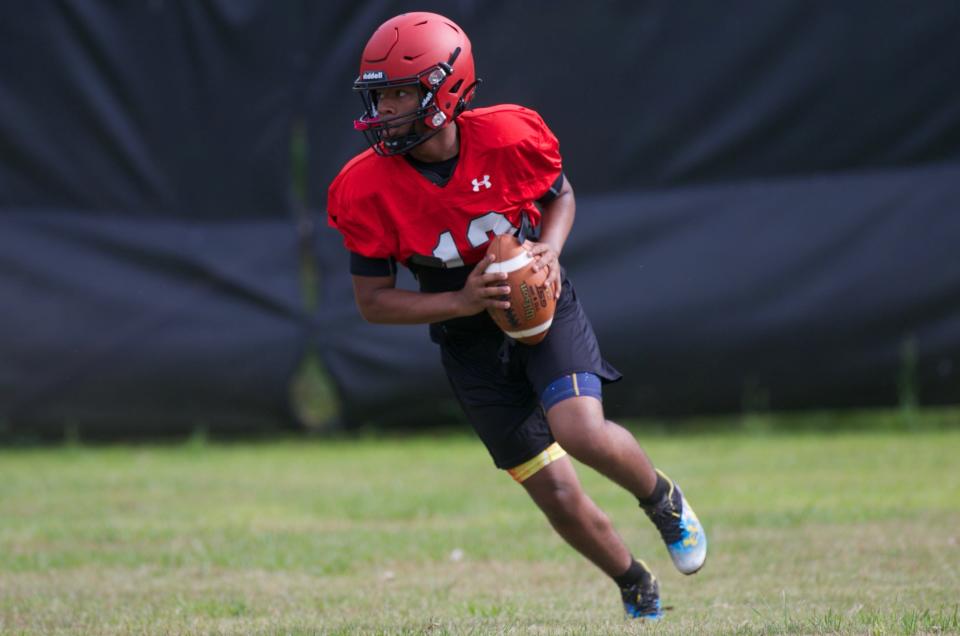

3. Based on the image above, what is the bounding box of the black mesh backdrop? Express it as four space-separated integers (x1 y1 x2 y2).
2 1 959 432
307 1 960 425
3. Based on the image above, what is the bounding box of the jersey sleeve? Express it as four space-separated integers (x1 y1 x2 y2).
512 110 564 204
327 170 396 259
350 251 397 276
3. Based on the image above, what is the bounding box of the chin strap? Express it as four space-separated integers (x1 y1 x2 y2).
383 131 423 153
381 123 445 156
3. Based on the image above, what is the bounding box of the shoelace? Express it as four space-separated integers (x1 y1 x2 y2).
643 490 684 545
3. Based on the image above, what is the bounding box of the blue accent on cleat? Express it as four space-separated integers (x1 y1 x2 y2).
624 597 662 621
642 469 708 575
621 562 663 620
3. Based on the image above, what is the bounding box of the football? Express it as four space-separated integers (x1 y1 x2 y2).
483 234 556 345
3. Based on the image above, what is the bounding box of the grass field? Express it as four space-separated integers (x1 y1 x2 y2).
1 411 959 635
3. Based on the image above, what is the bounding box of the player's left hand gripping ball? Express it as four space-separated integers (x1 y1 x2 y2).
483 234 556 345
523 240 562 301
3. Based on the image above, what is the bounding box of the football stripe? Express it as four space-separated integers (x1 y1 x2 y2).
483 251 532 274
504 317 553 339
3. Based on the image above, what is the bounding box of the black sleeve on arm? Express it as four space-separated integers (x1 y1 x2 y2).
536 172 565 205
350 251 397 276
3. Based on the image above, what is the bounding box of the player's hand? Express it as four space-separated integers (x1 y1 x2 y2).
524 241 562 300
456 254 511 316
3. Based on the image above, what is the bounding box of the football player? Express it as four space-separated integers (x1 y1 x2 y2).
327 12 707 620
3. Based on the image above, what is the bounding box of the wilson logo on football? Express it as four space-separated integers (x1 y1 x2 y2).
472 175 491 191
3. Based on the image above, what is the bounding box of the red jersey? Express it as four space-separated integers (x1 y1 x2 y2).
327 104 562 269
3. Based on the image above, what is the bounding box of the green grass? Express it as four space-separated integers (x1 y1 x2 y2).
1 413 959 635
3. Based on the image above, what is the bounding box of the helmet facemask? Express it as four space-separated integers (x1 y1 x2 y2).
354 49 470 156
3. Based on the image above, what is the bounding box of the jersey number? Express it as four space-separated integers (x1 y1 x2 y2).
432 212 515 267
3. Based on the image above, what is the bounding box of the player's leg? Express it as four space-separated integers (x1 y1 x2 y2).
526 274 707 576
524 278 660 500
434 327 664 610
543 378 707 575
513 447 662 619
519 452 630 575
542 391 658 498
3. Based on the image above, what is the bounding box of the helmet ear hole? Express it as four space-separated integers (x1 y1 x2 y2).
461 79 481 103
453 78 481 119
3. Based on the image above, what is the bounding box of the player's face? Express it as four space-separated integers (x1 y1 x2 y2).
375 86 420 137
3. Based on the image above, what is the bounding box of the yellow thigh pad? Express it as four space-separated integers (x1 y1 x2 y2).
507 442 567 483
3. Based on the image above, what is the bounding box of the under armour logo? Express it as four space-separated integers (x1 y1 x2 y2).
471 175 491 192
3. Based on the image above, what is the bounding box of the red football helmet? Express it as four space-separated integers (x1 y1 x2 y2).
353 12 480 155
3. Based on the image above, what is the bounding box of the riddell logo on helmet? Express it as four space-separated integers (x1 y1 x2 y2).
362 70 385 81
